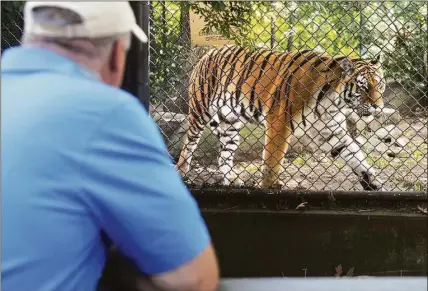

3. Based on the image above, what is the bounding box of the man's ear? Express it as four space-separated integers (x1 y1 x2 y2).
339 58 354 77
109 41 121 72
107 39 127 87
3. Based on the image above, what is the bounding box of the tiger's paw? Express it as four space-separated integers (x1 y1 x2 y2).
221 173 244 187
260 179 284 189
269 182 284 189
362 182 383 191
360 172 383 191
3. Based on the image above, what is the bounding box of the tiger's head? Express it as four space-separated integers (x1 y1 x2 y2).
335 54 385 115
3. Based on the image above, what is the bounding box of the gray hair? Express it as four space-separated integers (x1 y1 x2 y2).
22 6 131 61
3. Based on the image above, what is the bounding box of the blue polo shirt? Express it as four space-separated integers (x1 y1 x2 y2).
1 46 211 291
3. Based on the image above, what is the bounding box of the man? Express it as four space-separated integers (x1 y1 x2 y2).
1 2 219 291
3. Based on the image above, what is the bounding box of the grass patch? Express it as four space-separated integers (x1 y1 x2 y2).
412 143 427 162
403 128 415 139
293 156 306 166
366 156 390 168
244 163 261 172
240 124 264 141
333 159 346 169
404 158 417 169
400 180 426 191
291 152 315 167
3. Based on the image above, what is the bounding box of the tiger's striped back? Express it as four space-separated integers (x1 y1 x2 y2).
188 45 348 127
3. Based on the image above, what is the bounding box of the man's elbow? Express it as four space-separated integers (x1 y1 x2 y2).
152 243 220 291
163 270 219 291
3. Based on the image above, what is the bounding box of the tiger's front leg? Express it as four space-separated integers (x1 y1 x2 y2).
313 114 383 191
260 110 292 189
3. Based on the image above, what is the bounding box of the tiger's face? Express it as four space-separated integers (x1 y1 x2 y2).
342 74 368 109
341 55 385 114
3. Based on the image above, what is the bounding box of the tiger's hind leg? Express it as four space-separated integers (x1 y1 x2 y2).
260 109 292 189
176 114 207 180
217 118 244 186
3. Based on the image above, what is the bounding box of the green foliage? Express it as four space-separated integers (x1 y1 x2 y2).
150 2 189 104
164 1 427 107
2 1 427 106
241 2 364 55
370 1 428 102
185 1 256 39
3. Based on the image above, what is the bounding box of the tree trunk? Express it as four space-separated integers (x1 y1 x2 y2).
270 2 276 49
359 2 367 57
287 2 295 51
161 2 167 93
424 2 428 102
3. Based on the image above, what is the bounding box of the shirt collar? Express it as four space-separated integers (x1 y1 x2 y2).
1 46 100 81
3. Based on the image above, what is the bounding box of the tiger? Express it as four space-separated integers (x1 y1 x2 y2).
176 44 386 191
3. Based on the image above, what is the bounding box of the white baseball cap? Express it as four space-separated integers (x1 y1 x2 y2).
23 1 148 43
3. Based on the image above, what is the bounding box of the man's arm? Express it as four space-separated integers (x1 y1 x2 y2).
134 245 219 291
80 97 219 291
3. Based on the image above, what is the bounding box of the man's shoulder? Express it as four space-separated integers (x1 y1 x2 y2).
67 77 139 108
58 76 152 127
74 81 166 150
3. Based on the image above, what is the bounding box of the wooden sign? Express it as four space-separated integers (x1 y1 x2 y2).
189 8 235 46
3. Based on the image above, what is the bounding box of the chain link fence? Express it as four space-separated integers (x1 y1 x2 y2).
3 1 427 193
151 1 427 193
1 2 23 53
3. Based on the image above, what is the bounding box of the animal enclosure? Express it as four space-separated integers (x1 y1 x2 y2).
2 1 427 194
148 1 427 193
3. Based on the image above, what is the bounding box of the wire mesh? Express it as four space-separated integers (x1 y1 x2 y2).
1 2 23 52
2 1 427 193
150 1 427 193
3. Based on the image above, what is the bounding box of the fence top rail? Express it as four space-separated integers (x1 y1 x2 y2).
219 277 428 291
191 187 428 214
191 187 428 201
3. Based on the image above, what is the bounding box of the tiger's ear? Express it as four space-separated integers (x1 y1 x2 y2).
339 58 354 76
370 54 383 66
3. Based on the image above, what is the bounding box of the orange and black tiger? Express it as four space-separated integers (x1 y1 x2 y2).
176 44 386 190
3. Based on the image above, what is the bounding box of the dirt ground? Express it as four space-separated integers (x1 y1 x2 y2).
180 117 427 192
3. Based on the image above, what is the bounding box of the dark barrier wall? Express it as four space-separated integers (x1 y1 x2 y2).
98 209 427 291
202 210 427 278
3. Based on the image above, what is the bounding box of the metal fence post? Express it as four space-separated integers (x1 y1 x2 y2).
122 1 150 113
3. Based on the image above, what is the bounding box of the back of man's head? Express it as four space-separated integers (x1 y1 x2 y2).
23 6 130 60
21 2 148 87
